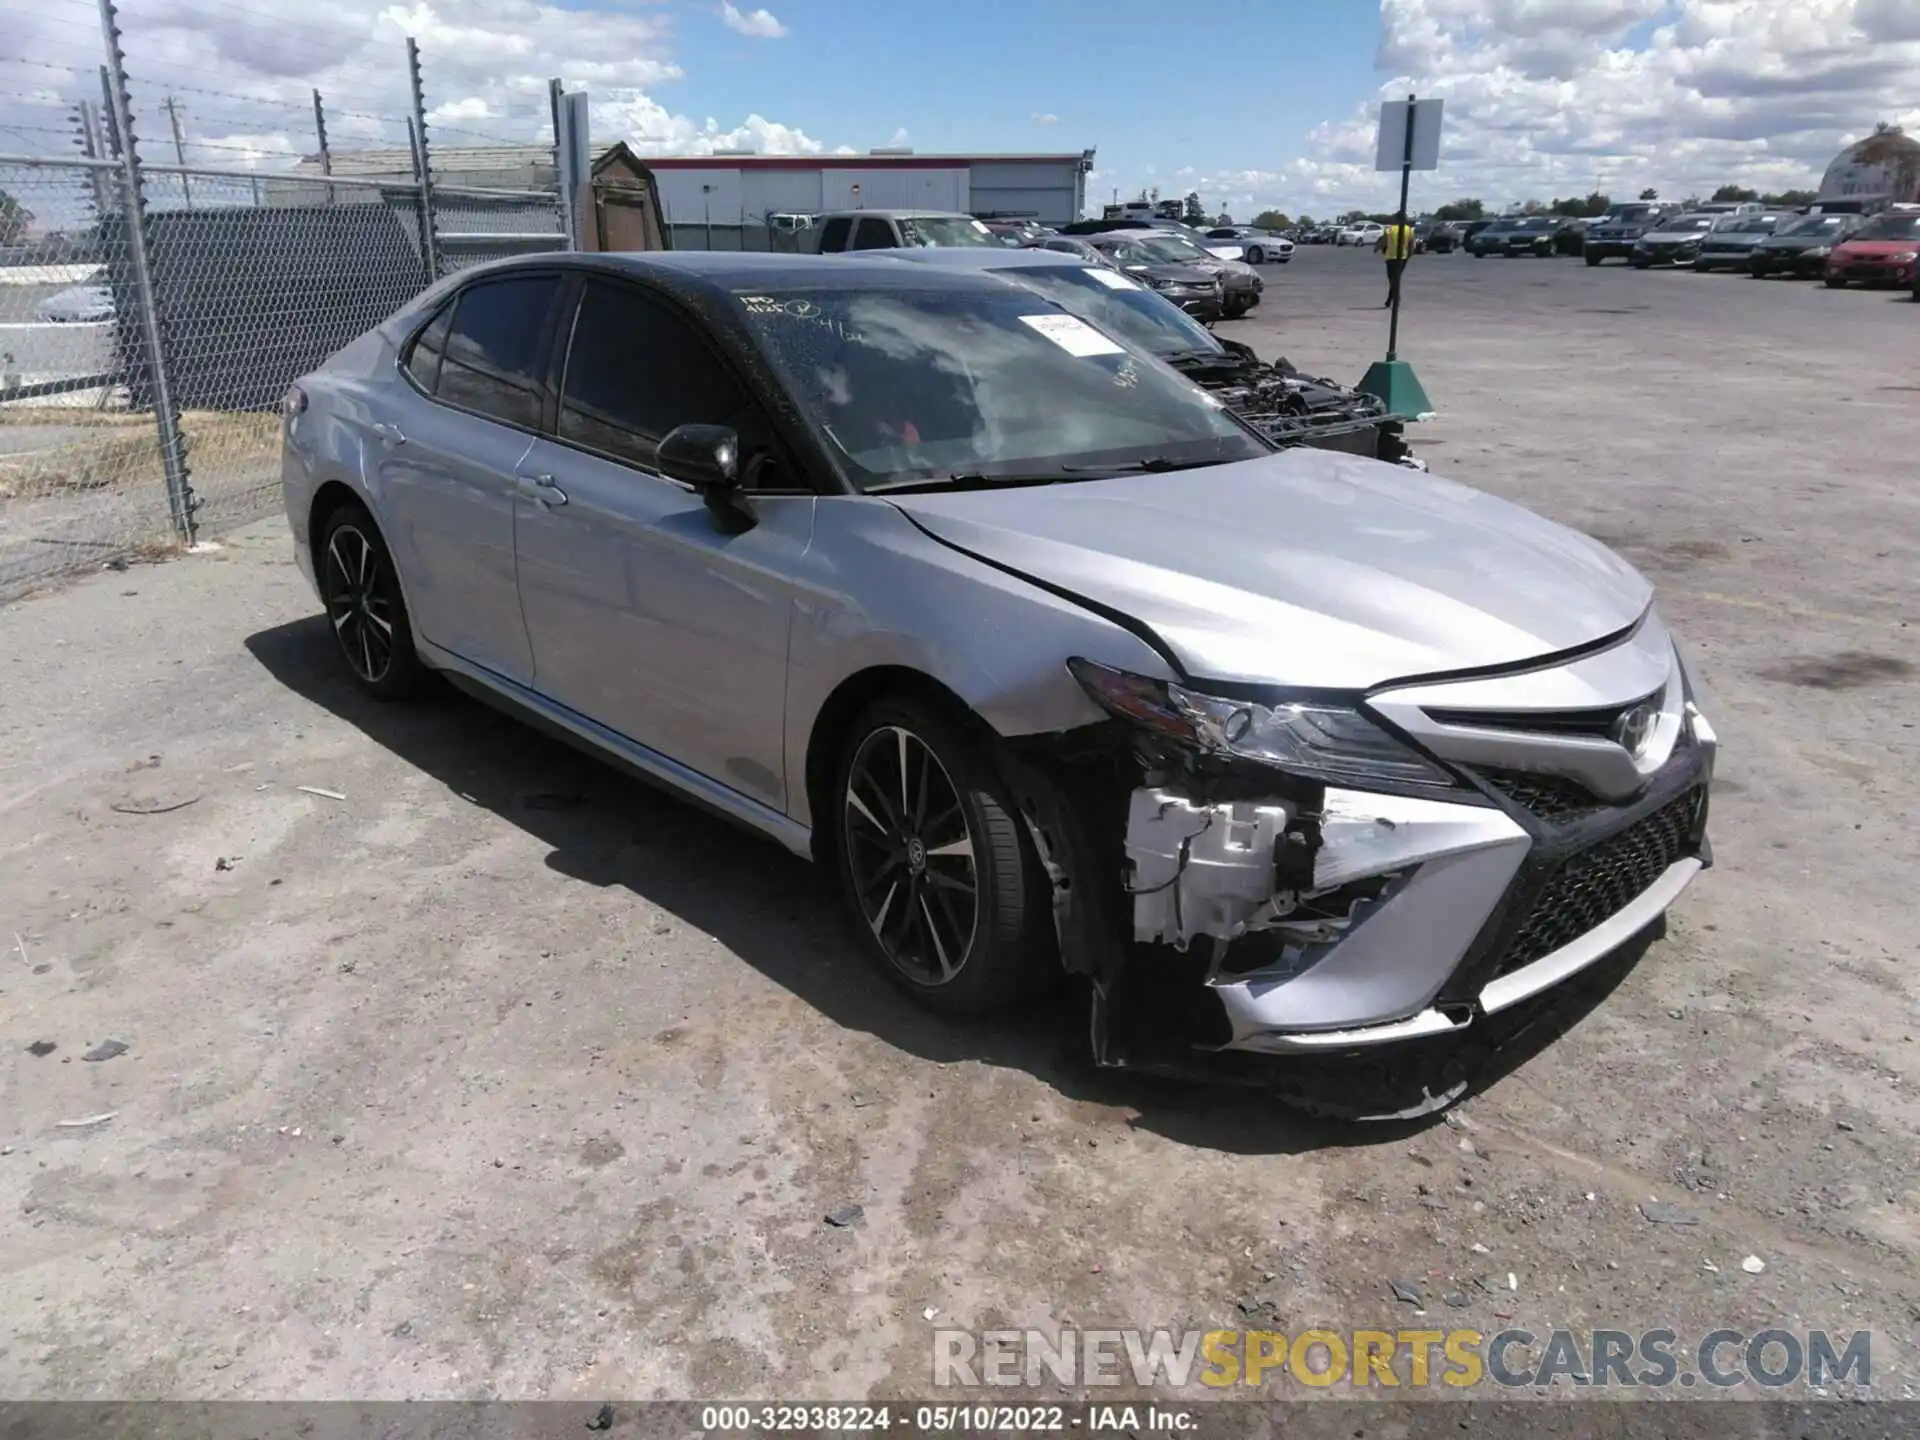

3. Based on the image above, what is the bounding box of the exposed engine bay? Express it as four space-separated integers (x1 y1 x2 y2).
1169 338 1421 467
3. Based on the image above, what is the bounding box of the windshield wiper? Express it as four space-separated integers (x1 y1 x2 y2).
1059 455 1222 474
867 468 1079 494
1160 346 1237 367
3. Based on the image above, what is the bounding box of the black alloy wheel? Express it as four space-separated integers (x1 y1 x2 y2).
833 698 1044 1014
319 506 423 699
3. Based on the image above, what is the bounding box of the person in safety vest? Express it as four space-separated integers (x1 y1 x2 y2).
1379 221 1415 307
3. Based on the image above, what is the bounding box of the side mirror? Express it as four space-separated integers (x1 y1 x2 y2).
657 423 754 533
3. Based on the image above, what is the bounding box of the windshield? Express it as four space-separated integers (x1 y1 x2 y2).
993 265 1222 360
1714 216 1777 234
735 286 1264 490
1853 213 1920 240
895 216 1000 249
1663 216 1717 232
1600 206 1655 223
1517 218 1555 231
1136 232 1214 263
1779 214 1851 236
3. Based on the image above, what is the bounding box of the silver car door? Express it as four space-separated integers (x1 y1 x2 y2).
376 273 563 683
513 276 812 812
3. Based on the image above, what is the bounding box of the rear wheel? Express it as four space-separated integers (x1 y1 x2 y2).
832 697 1046 1016
317 504 424 699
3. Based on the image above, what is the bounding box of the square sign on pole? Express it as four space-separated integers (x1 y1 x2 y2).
1359 94 1443 421
1374 98 1443 173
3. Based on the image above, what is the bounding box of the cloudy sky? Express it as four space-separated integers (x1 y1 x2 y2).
4 0 1917 218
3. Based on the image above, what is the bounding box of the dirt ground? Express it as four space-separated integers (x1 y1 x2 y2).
1 247 1917 1404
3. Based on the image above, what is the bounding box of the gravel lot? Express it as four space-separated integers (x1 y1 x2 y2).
2 245 1917 1403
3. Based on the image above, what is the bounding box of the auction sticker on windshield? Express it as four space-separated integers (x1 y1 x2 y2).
1019 313 1125 357
1082 268 1140 290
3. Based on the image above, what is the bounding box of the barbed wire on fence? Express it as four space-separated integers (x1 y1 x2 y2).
0 0 571 600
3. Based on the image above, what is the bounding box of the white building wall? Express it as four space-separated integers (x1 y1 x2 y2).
819 168 966 211
966 160 1085 224
740 169 827 218
653 168 746 227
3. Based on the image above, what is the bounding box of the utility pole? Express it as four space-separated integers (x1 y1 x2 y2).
163 94 191 207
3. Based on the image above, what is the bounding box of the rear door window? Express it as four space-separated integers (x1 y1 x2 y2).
818 216 852 252
403 300 454 393
435 274 562 430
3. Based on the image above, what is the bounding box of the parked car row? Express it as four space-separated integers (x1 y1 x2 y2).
1604 204 1918 287
1404 200 1919 292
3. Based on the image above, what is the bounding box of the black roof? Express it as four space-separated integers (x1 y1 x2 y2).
463 249 1020 297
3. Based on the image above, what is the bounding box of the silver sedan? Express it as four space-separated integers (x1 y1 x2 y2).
280 252 1717 1092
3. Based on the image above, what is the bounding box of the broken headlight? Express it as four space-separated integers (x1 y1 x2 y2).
1068 658 1459 794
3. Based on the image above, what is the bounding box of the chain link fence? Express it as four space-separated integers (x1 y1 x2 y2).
0 0 570 601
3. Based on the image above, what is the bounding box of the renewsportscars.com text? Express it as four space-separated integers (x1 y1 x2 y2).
934 1327 1873 1391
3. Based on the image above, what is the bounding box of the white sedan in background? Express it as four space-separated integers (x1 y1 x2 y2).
1204 227 1295 264
1337 221 1386 247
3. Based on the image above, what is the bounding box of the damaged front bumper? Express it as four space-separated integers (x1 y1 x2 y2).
1006 634 1717 1082
1126 709 1712 1058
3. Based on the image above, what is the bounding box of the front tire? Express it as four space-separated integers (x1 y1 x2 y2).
317 503 424 700
1823 275 1846 288
832 697 1046 1016
1585 253 1602 266
1245 246 1264 264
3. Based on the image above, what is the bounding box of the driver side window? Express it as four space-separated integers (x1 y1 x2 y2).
558 280 789 488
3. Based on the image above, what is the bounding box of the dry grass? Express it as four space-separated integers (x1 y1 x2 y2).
0 408 279 501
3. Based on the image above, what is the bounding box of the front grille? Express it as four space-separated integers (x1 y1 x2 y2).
1480 770 1603 822
1487 788 1702 979
1425 701 1644 739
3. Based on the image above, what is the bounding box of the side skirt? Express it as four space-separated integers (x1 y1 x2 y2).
419 639 814 859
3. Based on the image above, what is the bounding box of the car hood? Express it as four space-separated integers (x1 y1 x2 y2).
1642 229 1709 243
1703 231 1769 246
887 449 1652 691
1758 233 1833 251
1134 263 1217 285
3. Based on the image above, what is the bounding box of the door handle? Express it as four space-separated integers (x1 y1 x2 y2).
520 472 568 507
371 421 406 446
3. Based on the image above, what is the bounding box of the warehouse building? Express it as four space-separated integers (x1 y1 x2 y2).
644 150 1097 249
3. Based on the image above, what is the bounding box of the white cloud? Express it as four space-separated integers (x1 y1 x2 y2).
1032 112 1059 124
718 2 789 39
1221 0 1920 218
596 92 824 155
885 126 910 148
5 0 822 171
